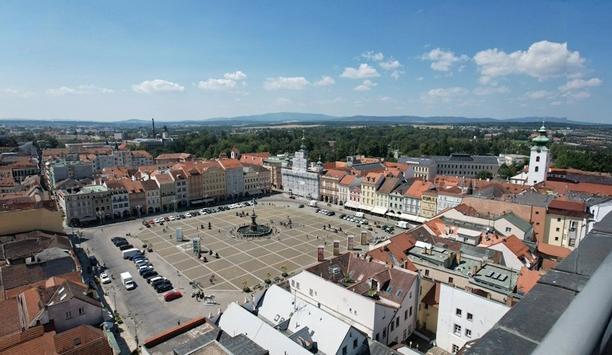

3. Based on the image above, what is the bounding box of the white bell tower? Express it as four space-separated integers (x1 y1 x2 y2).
527 124 550 186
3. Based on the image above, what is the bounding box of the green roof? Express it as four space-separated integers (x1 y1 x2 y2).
498 212 532 233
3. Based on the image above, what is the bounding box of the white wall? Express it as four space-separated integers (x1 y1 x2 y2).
290 270 419 346
436 284 509 353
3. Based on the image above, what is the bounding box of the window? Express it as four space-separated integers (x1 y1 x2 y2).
452 344 460 353
404 310 408 320
505 227 512 233
353 339 358 349
536 156 540 162
534 166 539 172
424 269 429 277
449 277 454 284
454 324 461 335
456 308 462 317
375 333 379 341
396 317 399 327
409 306 413 316
556 227 560 232
467 313 473 321
557 217 562 222
342 346 347 355
78 307 85 316
309 288 313 296
465 329 472 338
65 311 72 320
382 328 386 338
391 321 395 331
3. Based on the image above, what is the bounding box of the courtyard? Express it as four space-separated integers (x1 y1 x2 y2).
134 199 373 292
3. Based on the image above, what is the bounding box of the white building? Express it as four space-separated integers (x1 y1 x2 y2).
526 125 551 186
282 141 320 199
289 253 419 346
258 285 369 355
436 283 510 353
218 159 245 199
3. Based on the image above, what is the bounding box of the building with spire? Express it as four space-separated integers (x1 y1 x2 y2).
526 124 551 186
281 133 320 199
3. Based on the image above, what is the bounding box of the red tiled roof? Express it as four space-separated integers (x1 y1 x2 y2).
516 267 540 294
0 298 21 337
404 180 434 198
54 325 112 355
1 330 56 355
543 180 612 197
537 242 571 259
324 169 347 179
155 153 193 161
502 235 535 264
217 158 243 169
338 174 356 186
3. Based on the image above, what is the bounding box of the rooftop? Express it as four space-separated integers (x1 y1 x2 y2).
463 213 612 355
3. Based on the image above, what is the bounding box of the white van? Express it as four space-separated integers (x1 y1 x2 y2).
309 200 318 207
122 248 140 260
120 272 135 290
396 221 411 229
355 212 364 219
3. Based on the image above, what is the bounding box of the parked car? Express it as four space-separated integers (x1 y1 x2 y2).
155 281 173 293
114 239 128 247
148 276 163 285
298 204 304 208
164 290 182 302
168 215 176 221
143 271 159 280
111 237 127 246
138 265 154 275
100 272 111 284
118 243 134 251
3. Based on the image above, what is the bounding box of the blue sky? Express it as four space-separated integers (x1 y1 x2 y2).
0 0 611 122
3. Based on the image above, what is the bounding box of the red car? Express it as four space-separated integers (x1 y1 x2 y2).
164 290 182 302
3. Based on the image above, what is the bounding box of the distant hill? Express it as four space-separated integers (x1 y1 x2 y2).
0 112 601 127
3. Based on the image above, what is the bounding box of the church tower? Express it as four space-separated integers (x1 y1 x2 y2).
527 124 550 186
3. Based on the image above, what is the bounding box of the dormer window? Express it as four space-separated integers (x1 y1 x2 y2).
370 278 379 291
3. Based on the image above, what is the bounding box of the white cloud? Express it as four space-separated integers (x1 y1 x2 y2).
132 80 184 94
47 85 114 96
421 87 468 103
314 76 335 87
474 41 585 83
422 48 469 72
558 77 602 92
341 64 380 79
198 78 237 90
354 80 377 91
379 59 401 71
263 76 310 90
223 71 247 81
198 71 247 91
526 90 554 100
473 86 509 96
0 88 35 98
361 51 384 62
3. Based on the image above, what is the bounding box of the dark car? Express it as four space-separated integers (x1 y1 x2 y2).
327 211 335 216
139 266 154 275
111 237 127 245
151 277 167 287
155 281 173 293
141 270 157 279
118 244 134 251
113 239 128 247
298 204 304 208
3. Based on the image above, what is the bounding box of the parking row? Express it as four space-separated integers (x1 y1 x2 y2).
111 236 182 302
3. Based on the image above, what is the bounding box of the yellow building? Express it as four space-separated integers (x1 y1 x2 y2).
544 199 589 249
419 190 438 218
418 279 439 334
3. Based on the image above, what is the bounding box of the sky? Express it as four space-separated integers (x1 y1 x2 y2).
0 0 611 123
